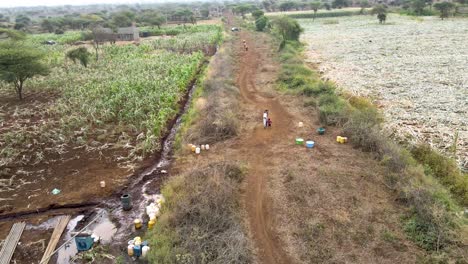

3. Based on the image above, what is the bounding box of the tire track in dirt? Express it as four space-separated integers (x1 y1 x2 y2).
236 31 293 264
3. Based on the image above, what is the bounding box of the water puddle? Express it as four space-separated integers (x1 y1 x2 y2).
56 210 116 264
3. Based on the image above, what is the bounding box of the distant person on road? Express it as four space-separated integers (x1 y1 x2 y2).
267 118 272 128
263 110 268 128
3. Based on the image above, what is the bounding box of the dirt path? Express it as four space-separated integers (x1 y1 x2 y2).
236 31 293 264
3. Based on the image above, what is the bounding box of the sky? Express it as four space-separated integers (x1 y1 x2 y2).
0 0 181 8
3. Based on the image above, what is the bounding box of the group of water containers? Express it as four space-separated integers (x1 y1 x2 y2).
124 195 165 258
295 122 326 148
188 144 210 154
127 236 150 258
295 122 348 148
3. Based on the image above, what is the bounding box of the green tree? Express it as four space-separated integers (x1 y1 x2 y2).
0 28 26 40
41 18 55 33
139 10 166 28
279 1 296 11
111 11 135 27
372 4 388 23
201 8 210 18
332 0 349 8
233 4 255 18
433 1 455 19
411 0 426 15
359 0 370 14
271 16 303 48
310 2 321 20
255 15 268 31
262 0 272 11
15 15 31 26
0 42 49 100
66 47 91 67
252 9 265 19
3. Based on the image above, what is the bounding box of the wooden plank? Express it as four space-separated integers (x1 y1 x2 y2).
0 222 26 264
40 215 71 264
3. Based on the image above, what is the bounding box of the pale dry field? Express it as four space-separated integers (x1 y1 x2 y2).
300 15 468 168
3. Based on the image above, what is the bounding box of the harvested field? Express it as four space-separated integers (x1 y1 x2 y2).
299 15 468 168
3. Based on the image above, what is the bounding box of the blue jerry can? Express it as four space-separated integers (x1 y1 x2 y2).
75 236 94 251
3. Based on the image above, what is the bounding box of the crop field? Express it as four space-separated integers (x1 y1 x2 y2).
299 15 468 168
0 25 221 213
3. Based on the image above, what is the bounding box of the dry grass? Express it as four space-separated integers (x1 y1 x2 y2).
183 39 241 145
147 162 252 264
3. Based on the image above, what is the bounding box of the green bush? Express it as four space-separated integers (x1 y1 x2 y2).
318 93 346 125
402 188 458 251
411 145 468 205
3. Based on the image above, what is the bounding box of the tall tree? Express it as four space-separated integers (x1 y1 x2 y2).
411 0 426 15
0 42 49 100
271 16 303 48
372 4 388 23
252 9 265 20
279 1 296 11
310 2 321 20
433 1 455 19
332 0 349 8
255 15 268 31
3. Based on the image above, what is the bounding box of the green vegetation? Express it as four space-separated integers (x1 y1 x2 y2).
140 24 220 37
411 145 468 205
372 4 388 23
270 10 364 19
0 39 49 100
272 23 466 260
256 15 269 31
150 26 222 54
147 162 251 263
271 16 303 47
0 24 221 170
433 2 456 19
66 47 92 67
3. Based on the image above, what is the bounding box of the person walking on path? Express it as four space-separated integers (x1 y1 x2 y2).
263 110 268 128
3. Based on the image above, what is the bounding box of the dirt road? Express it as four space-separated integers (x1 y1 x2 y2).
236 31 293 264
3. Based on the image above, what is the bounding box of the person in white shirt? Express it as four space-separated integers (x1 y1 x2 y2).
263 110 268 128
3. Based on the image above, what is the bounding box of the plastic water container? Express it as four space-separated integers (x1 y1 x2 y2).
142 246 150 258
121 194 132 211
296 138 304 145
191 145 196 152
75 236 94 251
134 245 142 257
298 122 304 127
306 141 315 148
317 127 325 135
148 219 155 229
336 136 342 143
127 245 134 256
100 181 105 188
134 219 142 230
195 147 201 154
134 237 142 246
205 144 210 150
